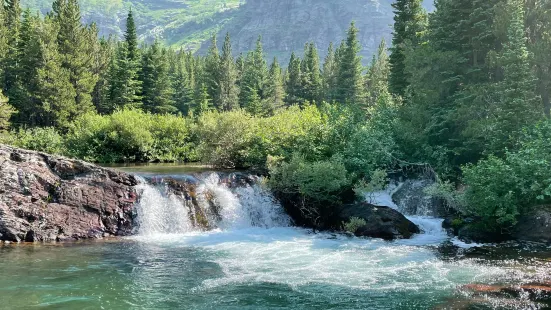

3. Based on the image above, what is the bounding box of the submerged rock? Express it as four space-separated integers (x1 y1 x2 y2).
0 144 138 242
337 202 420 240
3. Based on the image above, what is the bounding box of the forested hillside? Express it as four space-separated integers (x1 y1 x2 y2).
1 0 551 240
20 0 433 62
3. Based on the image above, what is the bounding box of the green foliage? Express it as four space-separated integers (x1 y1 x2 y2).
389 0 426 96
342 217 367 234
424 180 466 211
196 104 329 170
463 120 551 229
0 90 14 132
66 109 194 162
269 154 352 204
354 169 388 201
5 127 65 155
196 109 257 168
268 154 352 227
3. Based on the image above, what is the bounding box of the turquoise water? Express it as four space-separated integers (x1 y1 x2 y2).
1 169 550 309
1 229 550 309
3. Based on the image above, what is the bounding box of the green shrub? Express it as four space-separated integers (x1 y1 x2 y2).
343 217 367 234
66 109 195 163
6 127 65 155
268 154 352 227
196 109 258 168
462 120 551 229
196 105 330 169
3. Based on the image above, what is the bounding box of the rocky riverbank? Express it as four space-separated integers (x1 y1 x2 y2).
0 145 138 242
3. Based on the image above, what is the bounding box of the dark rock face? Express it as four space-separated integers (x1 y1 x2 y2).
392 179 449 217
513 206 551 244
337 202 420 240
457 224 509 244
0 145 138 242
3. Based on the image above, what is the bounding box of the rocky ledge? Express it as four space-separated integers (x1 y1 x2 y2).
0 144 138 242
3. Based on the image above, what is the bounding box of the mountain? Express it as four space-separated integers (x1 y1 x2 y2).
21 0 434 63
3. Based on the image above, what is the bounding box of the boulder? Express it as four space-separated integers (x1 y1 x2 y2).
392 179 448 217
457 224 509 244
337 202 420 240
0 144 138 242
512 206 551 244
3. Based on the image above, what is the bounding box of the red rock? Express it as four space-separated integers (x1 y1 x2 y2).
0 144 138 242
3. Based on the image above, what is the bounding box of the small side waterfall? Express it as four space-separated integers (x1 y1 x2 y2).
134 173 291 235
366 183 449 244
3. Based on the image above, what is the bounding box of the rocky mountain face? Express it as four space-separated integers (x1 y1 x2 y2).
202 0 396 64
22 0 433 63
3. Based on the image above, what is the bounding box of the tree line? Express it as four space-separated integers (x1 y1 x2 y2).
0 0 384 131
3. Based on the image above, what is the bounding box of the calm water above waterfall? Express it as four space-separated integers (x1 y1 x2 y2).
1 167 550 309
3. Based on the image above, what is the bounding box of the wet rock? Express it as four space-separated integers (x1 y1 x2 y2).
0 144 138 242
512 206 551 244
392 179 450 217
337 202 420 240
461 282 551 303
457 224 509 244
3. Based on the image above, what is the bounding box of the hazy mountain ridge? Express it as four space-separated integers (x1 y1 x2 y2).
21 0 434 62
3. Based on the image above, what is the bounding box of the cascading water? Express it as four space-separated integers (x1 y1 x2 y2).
134 173 291 236
4 168 543 310
365 183 449 245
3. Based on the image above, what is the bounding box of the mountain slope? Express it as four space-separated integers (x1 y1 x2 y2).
21 0 433 62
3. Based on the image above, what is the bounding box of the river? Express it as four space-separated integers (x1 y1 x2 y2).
0 165 550 309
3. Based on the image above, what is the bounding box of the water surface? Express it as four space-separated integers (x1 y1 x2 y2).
1 166 550 309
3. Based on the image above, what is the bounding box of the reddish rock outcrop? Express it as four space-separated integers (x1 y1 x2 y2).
0 144 138 242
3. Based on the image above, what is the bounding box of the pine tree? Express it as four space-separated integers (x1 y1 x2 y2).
389 0 426 97
239 36 268 109
285 52 302 106
37 15 77 128
218 33 239 111
245 87 263 116
301 42 322 104
336 22 364 105
125 8 139 63
52 0 97 114
108 9 142 110
322 42 338 102
366 39 391 107
193 83 213 116
170 52 194 115
3 0 22 93
9 10 43 126
140 41 176 114
92 37 115 114
203 35 221 108
0 2 10 87
490 0 542 152
264 57 285 113
0 89 14 132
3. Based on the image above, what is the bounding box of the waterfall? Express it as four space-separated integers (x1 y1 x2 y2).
366 183 449 245
134 173 291 235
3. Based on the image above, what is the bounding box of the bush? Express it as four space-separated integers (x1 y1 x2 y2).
343 217 367 234
66 109 195 163
196 109 258 168
462 120 551 229
268 154 352 227
196 105 330 169
5 127 65 155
